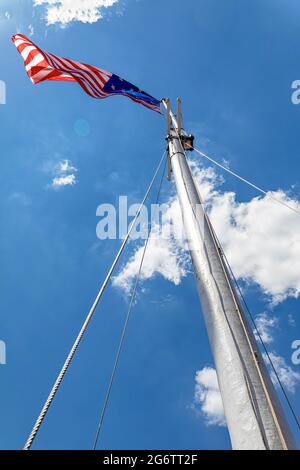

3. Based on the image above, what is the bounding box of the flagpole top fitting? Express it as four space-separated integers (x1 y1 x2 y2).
180 133 195 151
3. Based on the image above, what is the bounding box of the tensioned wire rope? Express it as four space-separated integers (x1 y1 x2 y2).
165 102 299 445
23 151 167 451
199 197 300 432
186 143 300 430
187 143 300 217
92 155 168 450
222 248 300 431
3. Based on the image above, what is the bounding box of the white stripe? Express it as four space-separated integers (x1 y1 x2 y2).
25 53 44 71
63 59 109 94
30 66 73 83
30 67 55 82
46 53 104 98
46 54 100 96
51 55 107 96
13 35 24 42
67 59 112 86
72 73 104 97
53 61 101 97
14 39 27 48
72 61 111 89
57 73 74 80
20 45 38 61
72 59 111 79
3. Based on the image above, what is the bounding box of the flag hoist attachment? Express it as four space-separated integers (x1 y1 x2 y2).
163 98 297 450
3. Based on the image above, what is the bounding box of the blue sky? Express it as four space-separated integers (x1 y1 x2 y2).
0 0 300 450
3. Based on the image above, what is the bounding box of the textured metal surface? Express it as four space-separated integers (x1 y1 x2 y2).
168 130 296 450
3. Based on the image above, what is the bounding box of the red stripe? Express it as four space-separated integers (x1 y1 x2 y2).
59 57 106 96
54 55 109 96
46 53 104 98
16 41 34 55
75 77 97 98
68 59 107 86
24 48 42 67
28 67 60 84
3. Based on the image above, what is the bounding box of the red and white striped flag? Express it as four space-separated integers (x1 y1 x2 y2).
12 34 161 113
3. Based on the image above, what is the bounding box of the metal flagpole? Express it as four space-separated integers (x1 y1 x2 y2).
163 98 297 450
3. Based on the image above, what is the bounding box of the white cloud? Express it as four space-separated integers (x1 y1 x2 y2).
288 314 296 327
190 159 300 304
112 202 190 292
194 359 299 429
52 174 77 187
56 159 77 174
113 168 219 293
113 159 300 304
194 367 226 427
264 352 300 394
28 24 35 36
254 313 278 344
244 312 299 394
113 235 189 293
33 0 120 26
49 159 78 188
205 183 300 304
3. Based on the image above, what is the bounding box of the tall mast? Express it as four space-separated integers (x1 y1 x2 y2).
164 99 296 450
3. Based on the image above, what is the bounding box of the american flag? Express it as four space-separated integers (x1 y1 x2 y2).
12 34 161 113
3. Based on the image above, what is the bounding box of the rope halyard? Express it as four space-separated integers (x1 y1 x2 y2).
23 152 166 451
